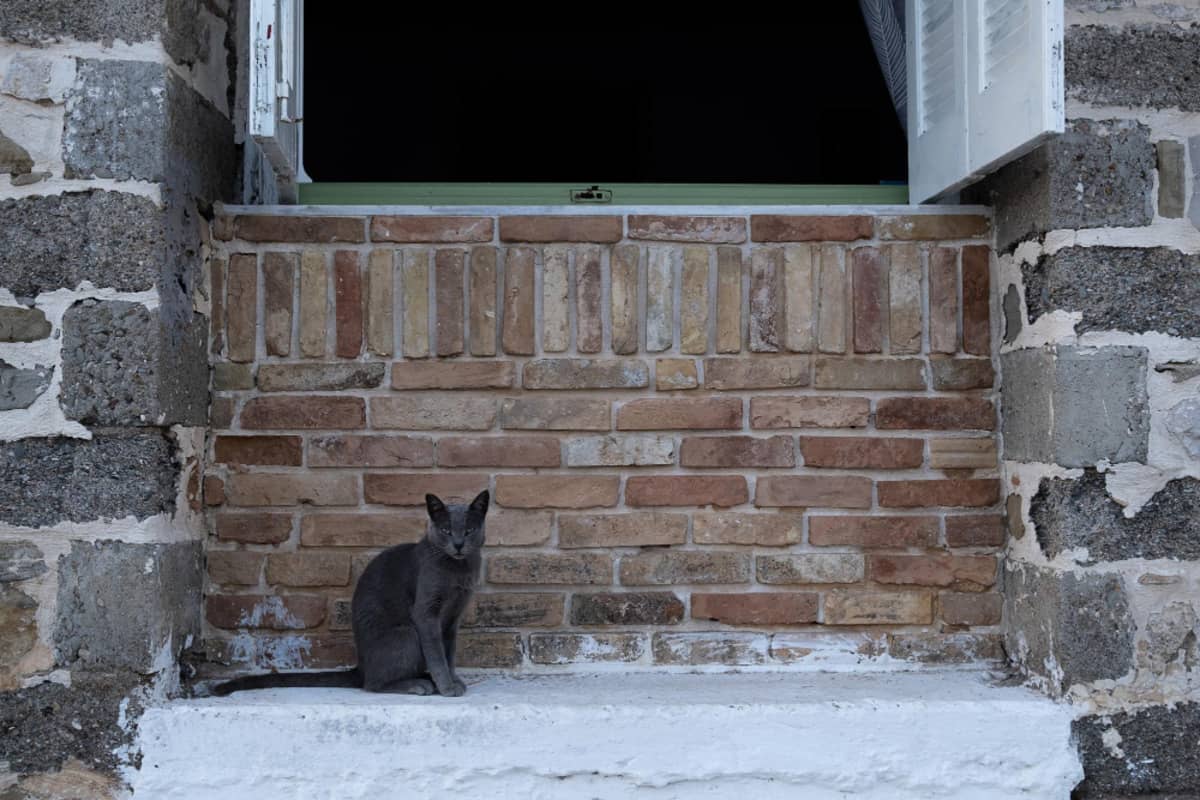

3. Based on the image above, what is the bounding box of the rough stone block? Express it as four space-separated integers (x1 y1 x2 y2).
1157 139 1186 218
1073 703 1200 797
0 306 50 342
1001 346 1149 466
1066 24 1200 112
55 540 201 673
0 360 51 410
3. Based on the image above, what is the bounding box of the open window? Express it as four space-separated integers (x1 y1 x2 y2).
248 1 1062 205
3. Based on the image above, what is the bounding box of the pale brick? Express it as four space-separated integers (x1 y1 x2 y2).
207 551 264 586
523 358 649 390
929 247 958 354
961 245 991 356
757 553 864 584
617 397 741 430
680 435 795 468
300 513 427 547
225 474 359 507
369 215 493 243
370 396 496 430
434 248 464 357
263 252 295 357
542 246 570 352
655 358 698 390
869 555 997 591
652 632 768 665
469 246 498 356
625 476 748 508
487 553 612 585
299 251 328 358
307 435 434 468
756 475 872 509
216 513 293 544
749 396 870 429
750 247 782 352
824 592 933 625
227 253 257 363
692 512 803 546
817 245 846 354
241 396 366 429
813 357 927 390
500 397 610 430
576 244 603 353
628 215 746 243
502 246 535 355
563 435 676 467
809 516 940 549
646 246 675 352
619 551 750 585
691 592 818 625
877 215 988 240
334 250 363 358
877 479 1000 508
559 513 687 548
364 473 489 506
495 476 620 508
499 215 622 243
716 246 743 354
799 437 924 469
391 361 514 390
940 592 1002 626
703 357 810 390
438 436 560 467
783 244 815 352
610 244 640 355
463 593 565 628
457 633 523 667
570 592 685 625
212 361 251 389
888 243 922 355
485 511 554 546
401 249 431 358
930 438 997 470
257 363 385 392
366 249 395 356
680 246 710 354
266 552 351 587
852 246 884 353
530 633 646 664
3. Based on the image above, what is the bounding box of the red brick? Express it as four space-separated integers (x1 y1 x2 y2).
308 435 434 468
495 476 619 509
435 248 465 357
813 358 926 390
499 397 609 430
619 552 750 585
558 513 687 548
226 253 256 363
617 397 742 430
799 437 924 469
207 551 264 586
628 215 747 243
364 473 489 506
438 436 560 467
390 361 514 390
370 215 493 243
691 592 818 625
211 395 235 428
875 397 995 430
940 592 1003 626
929 247 959 353
487 553 612 584
808 516 939 548
852 247 884 353
878 479 1001 508
750 396 870 428
570 592 685 625
716 246 743 353
241 396 366 429
499 215 622 243
824 591 933 625
961 245 991 356
749 248 783 352
334 250 363 358
300 513 427 547
233 215 365 243
576 245 603 353
266 552 351 587
262 251 295 357
680 436 795 468
877 214 989 240
692 512 804 545
216 513 293 544
463 593 565 627
945 515 1006 548
204 475 225 506
750 215 873 242
703 357 810 390
213 435 302 466
206 594 327 630
210 255 226 354
212 215 233 241
869 554 997 591
755 476 872 508
501 246 535 354
225 474 360 507
625 476 748 508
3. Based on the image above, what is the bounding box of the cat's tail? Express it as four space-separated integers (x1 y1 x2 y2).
210 668 362 696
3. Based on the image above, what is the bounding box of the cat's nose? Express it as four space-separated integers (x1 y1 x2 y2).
453 543 463 554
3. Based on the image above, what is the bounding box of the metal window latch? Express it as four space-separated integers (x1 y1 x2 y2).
570 185 613 204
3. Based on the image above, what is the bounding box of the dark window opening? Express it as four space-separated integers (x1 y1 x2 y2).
303 10 907 185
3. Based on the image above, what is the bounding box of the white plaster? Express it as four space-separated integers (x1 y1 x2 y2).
1067 5 1200 26
0 93 66 176
129 672 1082 800
0 177 162 202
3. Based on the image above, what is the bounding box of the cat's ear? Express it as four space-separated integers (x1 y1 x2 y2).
468 490 490 520
425 494 449 525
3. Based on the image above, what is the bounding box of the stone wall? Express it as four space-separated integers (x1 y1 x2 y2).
0 0 235 794
204 210 1005 672
968 1 1200 795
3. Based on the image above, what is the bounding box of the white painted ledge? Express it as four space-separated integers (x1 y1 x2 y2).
217 203 993 216
130 671 1081 799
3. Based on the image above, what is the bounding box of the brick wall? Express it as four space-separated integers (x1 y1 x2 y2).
205 211 1002 671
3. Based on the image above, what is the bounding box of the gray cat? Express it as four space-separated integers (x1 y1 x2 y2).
213 491 488 697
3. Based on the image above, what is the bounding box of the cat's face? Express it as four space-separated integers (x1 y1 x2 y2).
425 491 489 559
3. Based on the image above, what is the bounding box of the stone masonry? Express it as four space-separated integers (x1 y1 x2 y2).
204 211 1004 672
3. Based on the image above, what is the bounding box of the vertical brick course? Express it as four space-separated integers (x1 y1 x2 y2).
435 249 465 357
334 251 363 358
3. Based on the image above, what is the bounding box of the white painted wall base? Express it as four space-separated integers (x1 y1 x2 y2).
130 671 1081 799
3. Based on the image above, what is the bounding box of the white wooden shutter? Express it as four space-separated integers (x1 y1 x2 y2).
249 0 306 188
906 0 1064 202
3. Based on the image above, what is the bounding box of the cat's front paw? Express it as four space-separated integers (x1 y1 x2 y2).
439 678 467 697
